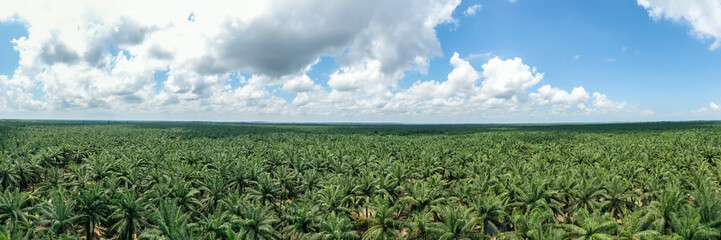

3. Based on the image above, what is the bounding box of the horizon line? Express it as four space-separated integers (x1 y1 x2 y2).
1 118 718 126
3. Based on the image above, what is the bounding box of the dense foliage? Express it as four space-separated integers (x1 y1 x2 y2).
0 120 720 239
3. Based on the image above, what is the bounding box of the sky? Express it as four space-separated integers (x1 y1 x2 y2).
0 0 720 123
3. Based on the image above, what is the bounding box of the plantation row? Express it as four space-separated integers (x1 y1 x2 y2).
0 121 720 239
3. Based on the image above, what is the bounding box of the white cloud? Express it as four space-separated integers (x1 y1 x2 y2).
0 75 45 111
711 101 720 110
0 0 461 114
355 53 649 120
591 92 627 110
327 60 400 94
282 75 319 93
383 52 480 114
573 55 581 60
0 0 655 122
693 101 721 113
479 57 543 99
530 85 589 107
404 52 480 98
464 4 482 16
638 0 721 50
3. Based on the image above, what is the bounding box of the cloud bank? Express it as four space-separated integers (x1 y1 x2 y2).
0 0 654 122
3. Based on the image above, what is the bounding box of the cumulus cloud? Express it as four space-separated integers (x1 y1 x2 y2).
357 53 649 119
403 52 480 99
0 75 45 111
381 52 479 115
0 0 654 122
0 0 461 114
464 4 482 16
530 85 589 107
638 0 721 50
479 57 543 99
591 92 627 111
327 60 397 94
585 92 656 116
693 101 721 113
282 75 319 93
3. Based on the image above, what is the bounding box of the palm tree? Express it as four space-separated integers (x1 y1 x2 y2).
234 201 281 240
468 194 505 237
692 181 721 229
647 187 686 233
397 181 445 215
100 176 122 201
601 176 633 219
318 185 352 215
221 195 246 218
167 178 202 213
667 206 720 240
109 190 147 240
12 157 42 191
377 174 402 201
196 203 233 239
362 197 402 240
509 179 561 216
0 189 35 234
200 173 229 214
561 209 618 240
405 210 434 240
429 205 481 240
75 184 110 240
300 169 322 196
62 144 87 164
352 174 380 218
37 191 81 236
386 162 413 187
568 179 606 215
556 172 579 220
245 159 265 184
64 162 94 191
86 153 115 182
226 228 249 240
282 202 320 240
230 163 252 195
38 146 67 168
272 165 298 200
35 169 63 198
452 183 475 203
418 158 444 180
140 200 194 240
0 161 18 191
498 206 556 240
617 210 659 240
114 159 141 190
247 173 281 208
311 213 359 240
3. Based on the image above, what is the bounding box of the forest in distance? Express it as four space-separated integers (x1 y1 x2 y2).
0 120 720 239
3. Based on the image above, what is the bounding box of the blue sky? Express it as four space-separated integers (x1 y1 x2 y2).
0 22 26 76
434 0 721 115
0 0 719 122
